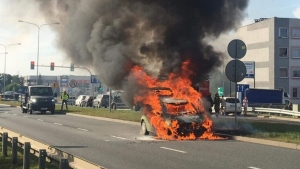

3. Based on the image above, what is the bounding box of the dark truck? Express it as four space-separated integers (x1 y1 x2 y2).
20 85 56 114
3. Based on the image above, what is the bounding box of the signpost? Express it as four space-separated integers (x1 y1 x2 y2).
69 79 77 88
218 87 224 97
237 84 250 92
226 39 247 123
90 75 99 83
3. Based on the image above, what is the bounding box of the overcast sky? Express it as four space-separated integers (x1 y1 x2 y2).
0 0 300 77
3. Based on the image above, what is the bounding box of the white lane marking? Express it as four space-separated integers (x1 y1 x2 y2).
4 112 8 114
110 135 128 140
13 114 17 115
160 147 187 154
77 128 89 132
248 167 261 169
23 116 28 118
105 140 110 142
53 123 63 126
37 119 43 121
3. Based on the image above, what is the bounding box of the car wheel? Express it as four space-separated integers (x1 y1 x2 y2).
29 109 33 115
51 110 54 114
98 102 101 108
21 107 24 113
141 121 149 135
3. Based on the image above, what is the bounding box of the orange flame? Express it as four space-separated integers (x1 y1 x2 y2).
133 61 223 140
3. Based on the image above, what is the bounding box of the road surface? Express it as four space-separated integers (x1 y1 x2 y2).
0 105 299 169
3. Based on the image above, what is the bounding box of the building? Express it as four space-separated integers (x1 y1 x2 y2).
237 17 300 104
22 75 108 97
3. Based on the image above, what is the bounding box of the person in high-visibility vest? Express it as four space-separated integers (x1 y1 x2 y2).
61 90 69 110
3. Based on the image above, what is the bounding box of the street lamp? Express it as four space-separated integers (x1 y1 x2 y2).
0 43 21 92
18 20 60 85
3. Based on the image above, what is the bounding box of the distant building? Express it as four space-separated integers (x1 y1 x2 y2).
237 17 300 104
22 75 108 97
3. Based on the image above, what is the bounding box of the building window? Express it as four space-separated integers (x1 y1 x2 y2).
292 88 298 98
279 48 288 58
292 28 300 38
279 27 288 38
292 48 300 58
279 67 288 78
292 68 300 78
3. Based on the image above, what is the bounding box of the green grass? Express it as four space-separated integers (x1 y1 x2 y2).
246 122 300 144
0 139 58 169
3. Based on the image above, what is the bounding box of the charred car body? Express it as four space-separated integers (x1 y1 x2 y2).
140 87 206 138
20 85 56 114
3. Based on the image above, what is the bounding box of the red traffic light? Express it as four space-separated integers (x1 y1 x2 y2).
30 61 35 70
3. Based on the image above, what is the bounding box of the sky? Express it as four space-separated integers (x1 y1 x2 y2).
0 0 300 77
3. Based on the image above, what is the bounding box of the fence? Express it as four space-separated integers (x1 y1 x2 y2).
0 127 105 169
249 107 300 118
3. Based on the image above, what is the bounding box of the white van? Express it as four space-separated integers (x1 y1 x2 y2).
221 97 242 115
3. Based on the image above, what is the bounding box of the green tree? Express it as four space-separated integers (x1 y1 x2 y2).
0 73 13 92
5 83 20 92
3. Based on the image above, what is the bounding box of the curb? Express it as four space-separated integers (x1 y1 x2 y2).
231 135 300 150
66 113 140 126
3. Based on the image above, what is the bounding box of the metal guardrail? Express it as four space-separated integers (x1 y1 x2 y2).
0 126 106 169
249 107 300 117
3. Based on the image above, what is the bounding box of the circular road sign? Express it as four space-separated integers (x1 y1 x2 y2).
225 60 246 82
69 79 77 88
227 39 247 59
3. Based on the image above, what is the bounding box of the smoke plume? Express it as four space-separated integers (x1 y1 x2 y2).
33 0 248 104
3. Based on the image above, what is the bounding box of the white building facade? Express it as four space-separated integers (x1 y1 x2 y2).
237 17 300 104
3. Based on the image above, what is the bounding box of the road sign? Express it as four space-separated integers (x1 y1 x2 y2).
91 75 99 83
237 84 250 92
218 87 224 96
69 79 77 88
227 39 247 59
225 60 246 82
52 81 58 88
244 61 255 78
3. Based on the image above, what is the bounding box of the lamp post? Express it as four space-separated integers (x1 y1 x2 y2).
0 43 21 92
18 20 60 85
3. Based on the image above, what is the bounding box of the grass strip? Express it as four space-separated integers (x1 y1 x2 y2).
246 122 300 145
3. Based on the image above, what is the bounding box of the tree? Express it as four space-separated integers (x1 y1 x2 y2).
5 83 20 92
0 73 13 92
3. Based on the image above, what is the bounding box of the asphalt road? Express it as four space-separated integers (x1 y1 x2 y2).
0 105 300 169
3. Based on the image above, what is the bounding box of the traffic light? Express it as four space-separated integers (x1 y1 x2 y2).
30 61 34 70
50 62 54 71
70 63 74 71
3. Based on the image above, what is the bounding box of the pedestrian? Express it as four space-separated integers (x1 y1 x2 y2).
205 93 213 115
213 93 221 117
243 96 248 116
221 96 226 116
61 90 69 111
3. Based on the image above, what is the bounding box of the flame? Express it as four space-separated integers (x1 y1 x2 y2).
133 60 224 140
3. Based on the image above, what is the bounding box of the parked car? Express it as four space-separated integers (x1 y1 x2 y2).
67 96 76 106
221 97 242 115
93 94 109 108
81 95 94 107
110 91 130 110
75 95 86 106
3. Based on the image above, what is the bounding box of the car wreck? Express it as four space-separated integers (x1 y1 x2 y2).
140 87 207 139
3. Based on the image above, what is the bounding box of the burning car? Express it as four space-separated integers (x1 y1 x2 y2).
140 87 207 139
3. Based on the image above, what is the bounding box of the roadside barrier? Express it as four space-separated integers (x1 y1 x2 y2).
247 107 300 118
0 127 106 169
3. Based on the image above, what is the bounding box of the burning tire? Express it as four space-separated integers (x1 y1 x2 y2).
141 121 149 135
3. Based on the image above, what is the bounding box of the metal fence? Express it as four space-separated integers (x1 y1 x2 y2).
248 107 300 118
0 127 105 169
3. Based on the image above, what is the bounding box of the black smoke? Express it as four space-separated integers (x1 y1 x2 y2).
33 0 248 104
